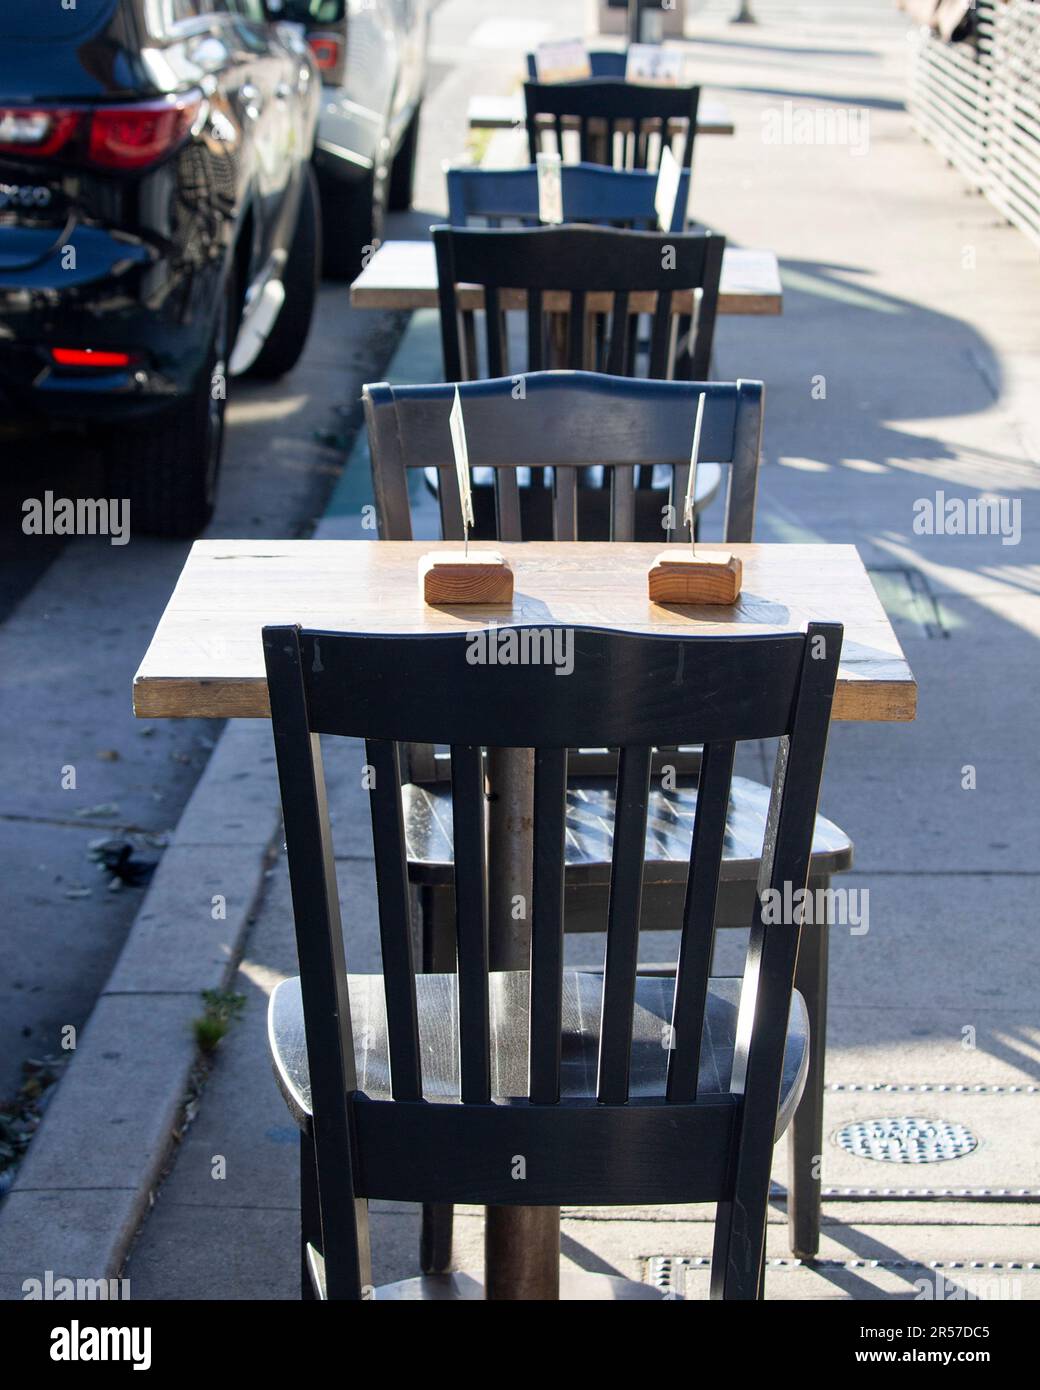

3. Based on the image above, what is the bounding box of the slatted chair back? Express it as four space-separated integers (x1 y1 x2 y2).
363 370 762 546
432 223 724 382
524 78 700 170
263 621 843 1299
446 162 691 232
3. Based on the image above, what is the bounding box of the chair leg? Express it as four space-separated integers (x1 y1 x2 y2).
420 886 456 1274
300 1127 321 1301
787 874 831 1260
710 1195 767 1300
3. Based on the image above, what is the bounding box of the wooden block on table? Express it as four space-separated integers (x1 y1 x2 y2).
420 551 514 605
648 551 742 605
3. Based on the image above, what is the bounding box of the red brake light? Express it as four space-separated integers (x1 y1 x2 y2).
0 108 80 157
307 36 341 71
52 348 135 368
88 95 201 170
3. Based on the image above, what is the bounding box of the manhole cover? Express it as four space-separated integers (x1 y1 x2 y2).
834 1116 978 1164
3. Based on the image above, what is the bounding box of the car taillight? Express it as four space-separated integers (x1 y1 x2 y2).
0 108 80 157
0 95 201 169
52 348 136 368
88 95 201 170
307 35 342 73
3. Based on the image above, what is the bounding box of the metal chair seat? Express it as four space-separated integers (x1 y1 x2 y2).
402 775 853 888
270 971 809 1140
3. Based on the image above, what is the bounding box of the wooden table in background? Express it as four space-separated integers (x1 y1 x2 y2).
134 539 916 1299
351 239 783 318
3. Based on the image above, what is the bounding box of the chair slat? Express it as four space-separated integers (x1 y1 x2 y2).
461 311 479 381
606 290 630 375
597 744 653 1104
649 288 674 378
552 465 578 540
364 739 423 1102
667 740 736 1102
669 463 690 544
610 464 636 541
485 285 505 378
567 289 587 369
450 744 491 1104
438 464 465 541
527 287 544 370
495 469 523 541
529 746 568 1104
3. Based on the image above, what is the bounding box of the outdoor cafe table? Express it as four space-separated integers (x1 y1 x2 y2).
134 539 916 1299
350 240 784 317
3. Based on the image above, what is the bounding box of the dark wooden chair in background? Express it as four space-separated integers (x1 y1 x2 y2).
365 369 749 550
264 620 844 1299
362 371 854 1273
432 223 723 382
524 78 701 171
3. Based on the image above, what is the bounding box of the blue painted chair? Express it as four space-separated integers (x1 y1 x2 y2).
525 49 628 80
446 162 691 233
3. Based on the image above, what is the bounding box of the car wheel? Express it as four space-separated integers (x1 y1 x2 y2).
388 102 421 212
247 164 322 380
106 271 232 540
319 163 385 281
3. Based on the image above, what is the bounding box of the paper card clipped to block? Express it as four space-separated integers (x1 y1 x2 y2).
422 388 513 604
683 389 706 541
537 152 564 225
449 385 475 543
534 38 591 83
654 144 683 233
626 44 684 87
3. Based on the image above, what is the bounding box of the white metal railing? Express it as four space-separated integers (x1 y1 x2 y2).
909 0 1040 251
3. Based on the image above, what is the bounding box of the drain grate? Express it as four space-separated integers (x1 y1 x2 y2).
834 1116 978 1164
646 1256 1039 1296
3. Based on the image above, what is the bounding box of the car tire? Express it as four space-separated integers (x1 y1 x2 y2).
105 270 233 539
247 164 321 380
319 164 385 281
388 102 421 212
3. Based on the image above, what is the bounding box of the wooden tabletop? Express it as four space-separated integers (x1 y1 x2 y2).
468 92 735 136
351 240 782 317
133 541 916 724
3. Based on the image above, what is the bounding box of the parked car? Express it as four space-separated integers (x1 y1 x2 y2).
0 0 321 537
269 0 428 277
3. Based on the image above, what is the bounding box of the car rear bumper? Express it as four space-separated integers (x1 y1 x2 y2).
0 223 222 422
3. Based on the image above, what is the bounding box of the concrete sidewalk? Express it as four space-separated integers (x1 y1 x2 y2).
105 0 1040 1298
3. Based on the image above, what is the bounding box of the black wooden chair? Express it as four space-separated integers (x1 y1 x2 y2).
264 620 844 1300
524 78 701 171
433 223 723 384
365 370 753 554
363 372 854 1272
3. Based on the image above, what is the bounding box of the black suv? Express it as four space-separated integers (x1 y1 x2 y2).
0 0 321 536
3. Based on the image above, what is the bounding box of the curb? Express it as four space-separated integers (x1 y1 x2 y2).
0 722 282 1298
